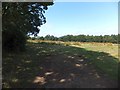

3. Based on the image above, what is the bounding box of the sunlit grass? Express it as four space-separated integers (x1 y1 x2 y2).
27 40 119 79
28 40 118 59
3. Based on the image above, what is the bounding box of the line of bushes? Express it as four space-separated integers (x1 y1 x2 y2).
29 34 119 44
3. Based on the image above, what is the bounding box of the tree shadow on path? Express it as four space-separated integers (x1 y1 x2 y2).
2 42 118 88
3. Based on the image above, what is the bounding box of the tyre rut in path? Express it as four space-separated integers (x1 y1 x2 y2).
34 54 118 88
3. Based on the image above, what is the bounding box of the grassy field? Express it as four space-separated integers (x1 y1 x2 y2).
28 40 119 79
2 40 119 88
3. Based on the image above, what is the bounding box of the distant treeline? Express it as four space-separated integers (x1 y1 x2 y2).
29 34 120 43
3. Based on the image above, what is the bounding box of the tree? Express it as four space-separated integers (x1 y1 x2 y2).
58 34 118 43
38 36 44 40
2 2 53 51
118 34 120 44
44 35 51 40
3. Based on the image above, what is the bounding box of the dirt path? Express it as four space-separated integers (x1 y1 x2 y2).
3 43 118 88
33 54 118 88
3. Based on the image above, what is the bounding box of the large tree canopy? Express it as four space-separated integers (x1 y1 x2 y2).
2 2 53 36
2 2 53 51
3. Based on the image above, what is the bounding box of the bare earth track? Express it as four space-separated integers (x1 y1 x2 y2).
33 54 118 88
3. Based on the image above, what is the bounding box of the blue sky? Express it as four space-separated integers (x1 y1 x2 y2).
38 2 118 37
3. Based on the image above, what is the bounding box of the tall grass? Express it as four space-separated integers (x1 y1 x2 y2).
28 40 118 59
